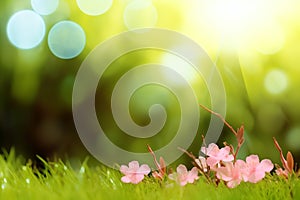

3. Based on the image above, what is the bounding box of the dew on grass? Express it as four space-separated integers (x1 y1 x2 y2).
264 69 288 94
1 184 6 190
106 170 111 177
3 178 7 183
109 178 117 190
76 0 113 16
26 178 30 184
80 166 85 174
7 10 46 49
31 0 59 15
48 21 86 59
123 0 158 30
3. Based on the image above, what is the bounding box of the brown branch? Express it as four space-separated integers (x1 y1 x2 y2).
178 147 212 182
200 104 237 136
273 137 292 173
178 147 197 160
147 144 164 174
200 104 246 161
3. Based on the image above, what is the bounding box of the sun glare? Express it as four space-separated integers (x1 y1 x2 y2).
196 0 285 53
211 1 257 35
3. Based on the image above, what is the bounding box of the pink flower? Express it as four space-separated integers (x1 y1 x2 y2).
241 155 273 183
168 164 199 186
216 161 245 188
120 161 151 184
201 143 234 168
195 156 208 172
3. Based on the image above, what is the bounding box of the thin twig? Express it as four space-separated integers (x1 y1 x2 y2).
178 147 197 160
147 144 163 174
200 104 237 136
178 147 212 182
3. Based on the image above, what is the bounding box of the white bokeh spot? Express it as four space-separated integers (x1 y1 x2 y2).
76 0 113 16
124 0 158 30
48 21 86 59
7 10 46 50
31 0 59 15
264 69 288 94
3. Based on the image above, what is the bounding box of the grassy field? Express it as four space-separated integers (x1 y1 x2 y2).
0 150 299 200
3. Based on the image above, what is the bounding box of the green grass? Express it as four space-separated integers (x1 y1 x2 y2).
0 150 299 200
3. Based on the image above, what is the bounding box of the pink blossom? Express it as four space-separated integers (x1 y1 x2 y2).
241 155 274 183
168 164 199 186
195 156 208 172
201 143 234 168
120 161 151 184
216 160 245 188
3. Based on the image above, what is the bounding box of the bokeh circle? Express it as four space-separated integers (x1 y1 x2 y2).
48 21 86 59
123 0 158 30
76 0 113 16
7 10 46 50
31 0 59 15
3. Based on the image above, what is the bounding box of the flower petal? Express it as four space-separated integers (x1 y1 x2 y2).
246 155 260 166
235 160 248 181
207 143 219 156
187 167 199 183
177 164 188 175
222 154 234 162
121 175 132 183
130 174 145 184
220 146 231 155
196 157 208 172
206 157 219 167
120 165 129 175
247 171 265 183
201 143 219 156
227 179 241 188
259 159 274 172
138 164 151 175
216 165 232 181
180 180 188 186
128 161 140 170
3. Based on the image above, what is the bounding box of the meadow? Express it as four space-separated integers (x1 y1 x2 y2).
0 149 299 200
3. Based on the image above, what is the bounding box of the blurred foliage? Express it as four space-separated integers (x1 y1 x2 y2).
1 0 300 166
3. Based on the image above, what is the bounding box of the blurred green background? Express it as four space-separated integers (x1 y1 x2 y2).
1 0 300 165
